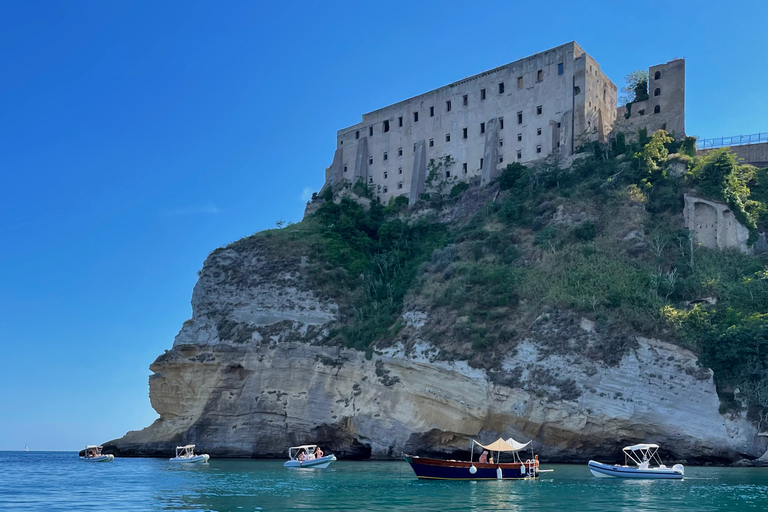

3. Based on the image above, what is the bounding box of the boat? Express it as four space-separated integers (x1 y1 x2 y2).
24 446 28 452
404 437 540 480
284 445 336 468
79 445 114 462
169 445 210 463
588 443 684 479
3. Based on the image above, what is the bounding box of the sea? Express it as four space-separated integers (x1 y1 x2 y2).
2 451 767 511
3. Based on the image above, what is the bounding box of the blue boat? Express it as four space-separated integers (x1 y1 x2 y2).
588 444 684 479
404 437 540 480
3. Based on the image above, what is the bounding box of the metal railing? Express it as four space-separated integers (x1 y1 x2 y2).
695 132 768 150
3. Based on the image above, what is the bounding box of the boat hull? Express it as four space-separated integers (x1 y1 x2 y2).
284 454 337 469
80 455 114 462
169 454 210 463
403 455 538 480
588 460 683 479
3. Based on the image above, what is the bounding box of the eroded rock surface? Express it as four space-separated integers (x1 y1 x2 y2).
107 236 763 462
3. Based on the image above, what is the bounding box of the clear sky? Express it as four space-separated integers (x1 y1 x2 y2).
1 0 766 451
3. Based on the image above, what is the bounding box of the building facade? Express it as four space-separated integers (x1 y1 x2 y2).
323 42 621 204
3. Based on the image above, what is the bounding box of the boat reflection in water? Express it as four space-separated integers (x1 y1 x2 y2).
404 437 540 480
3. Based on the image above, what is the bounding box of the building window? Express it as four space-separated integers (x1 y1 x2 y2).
383 120 390 132
480 122 485 134
517 150 522 160
654 87 661 97
445 133 451 142
430 106 435 117
383 186 388 193
384 172 388 179
369 156 374 165
369 177 373 183
481 88 486 100
638 109 645 116
398 147 403 156
462 162 468 173
398 116 403 127
399 167 403 174
414 143 417 152
340 140 343 145
517 112 523 124
383 152 388 161
445 171 450 178
537 70 543 82
429 138 434 147
603 89 606 101
463 94 468 106
343 165 348 173
397 182 403 189
537 128 542 136
558 62 563 75
517 133 522 141
463 127 468 139
654 71 661 80
355 130 359 139
369 126 373 137
536 145 541 153
480 158 484 169
499 138 503 147
499 155 504 163
499 117 504 130
446 100 451 112
536 105 542 115
517 76 523 89
413 112 419 122
498 82 505 94
557 122 561 128
654 105 661 114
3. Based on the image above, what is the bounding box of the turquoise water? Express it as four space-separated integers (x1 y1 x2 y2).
2 451 768 511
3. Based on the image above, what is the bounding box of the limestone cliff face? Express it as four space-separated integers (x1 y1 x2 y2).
108 235 763 462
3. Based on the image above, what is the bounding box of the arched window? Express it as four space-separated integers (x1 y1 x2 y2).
654 88 661 97
654 105 661 114
654 71 661 80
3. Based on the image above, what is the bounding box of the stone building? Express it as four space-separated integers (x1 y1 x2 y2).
683 194 750 254
323 42 618 204
614 59 686 140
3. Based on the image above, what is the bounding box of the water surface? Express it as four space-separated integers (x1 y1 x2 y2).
2 452 767 511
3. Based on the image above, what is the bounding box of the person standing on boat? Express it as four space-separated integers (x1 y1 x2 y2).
478 450 488 463
314 447 324 458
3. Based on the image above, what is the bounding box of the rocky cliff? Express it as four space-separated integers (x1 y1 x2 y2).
107 230 762 462
108 139 768 462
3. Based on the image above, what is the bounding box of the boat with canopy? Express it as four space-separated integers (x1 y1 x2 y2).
588 443 684 479
284 445 336 468
169 445 210 464
79 445 114 462
403 437 539 480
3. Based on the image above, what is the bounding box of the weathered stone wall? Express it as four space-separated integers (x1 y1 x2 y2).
325 42 617 204
613 59 685 140
683 194 750 253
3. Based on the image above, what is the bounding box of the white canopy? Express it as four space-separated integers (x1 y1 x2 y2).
623 443 659 452
474 437 531 453
177 445 195 449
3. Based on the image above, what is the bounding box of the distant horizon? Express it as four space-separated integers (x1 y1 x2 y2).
2 0 767 451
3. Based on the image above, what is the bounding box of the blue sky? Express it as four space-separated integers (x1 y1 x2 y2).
1 0 766 451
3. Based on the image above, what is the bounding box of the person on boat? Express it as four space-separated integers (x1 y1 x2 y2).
488 454 494 464
314 446 324 458
478 450 488 464
298 450 306 462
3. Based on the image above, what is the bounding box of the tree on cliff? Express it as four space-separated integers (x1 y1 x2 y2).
621 70 649 105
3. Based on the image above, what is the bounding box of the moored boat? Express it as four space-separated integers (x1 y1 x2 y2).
79 445 114 462
404 437 539 480
169 445 210 463
588 443 684 479
284 445 336 468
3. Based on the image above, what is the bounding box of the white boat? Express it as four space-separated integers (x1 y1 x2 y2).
169 444 210 463
284 445 336 468
80 445 115 462
588 443 683 479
